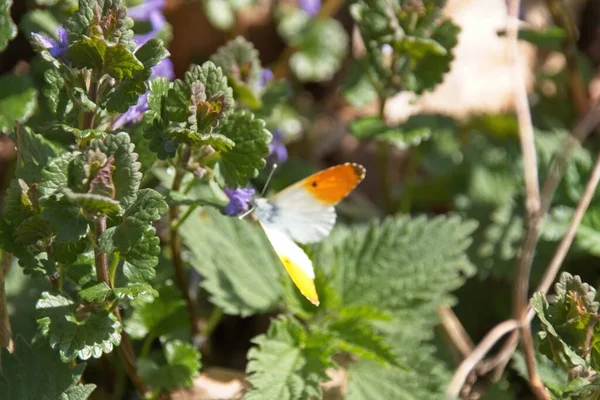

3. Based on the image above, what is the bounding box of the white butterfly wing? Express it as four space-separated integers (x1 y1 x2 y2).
269 187 337 244
260 223 319 305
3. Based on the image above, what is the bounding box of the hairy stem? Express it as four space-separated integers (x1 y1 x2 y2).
169 148 200 338
94 216 110 285
109 253 120 288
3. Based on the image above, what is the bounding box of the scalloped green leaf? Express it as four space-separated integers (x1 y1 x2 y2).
210 36 262 89
289 18 348 82
138 340 201 391
0 336 96 400
184 61 234 117
0 0 17 52
169 128 234 151
0 74 37 134
214 110 271 186
36 292 122 362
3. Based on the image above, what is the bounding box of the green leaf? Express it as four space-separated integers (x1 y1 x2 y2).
11 125 61 184
0 73 37 134
91 132 142 210
100 189 167 282
0 336 96 400
210 36 262 89
62 188 121 216
0 0 17 51
342 58 378 108
214 110 271 186
497 25 567 51
68 35 144 80
327 306 398 366
179 208 282 316
203 0 235 30
245 317 334 400
113 283 158 306
289 19 348 82
14 215 52 245
349 115 433 149
78 281 112 303
315 215 477 319
65 0 135 50
125 283 188 339
138 340 201 391
184 61 234 117
134 38 170 70
169 128 234 151
36 292 122 362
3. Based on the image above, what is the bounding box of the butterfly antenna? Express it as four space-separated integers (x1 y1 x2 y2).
260 163 278 197
238 207 254 220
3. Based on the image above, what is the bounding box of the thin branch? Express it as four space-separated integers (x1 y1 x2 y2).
0 252 13 355
94 216 110 285
438 305 474 361
447 319 519 398
507 0 541 319
521 326 550 399
169 147 200 339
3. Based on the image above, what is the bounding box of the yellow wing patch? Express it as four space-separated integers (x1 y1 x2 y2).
260 222 319 306
280 255 319 306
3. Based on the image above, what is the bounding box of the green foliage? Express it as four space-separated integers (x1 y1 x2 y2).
68 36 143 80
138 339 201 391
0 0 17 51
211 36 262 93
36 292 122 362
245 317 334 400
350 0 460 97
349 114 443 149
0 336 96 400
0 74 37 134
179 209 282 316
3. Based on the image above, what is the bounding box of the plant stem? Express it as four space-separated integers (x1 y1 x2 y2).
94 216 110 285
0 252 13 355
139 332 156 359
172 205 198 231
375 96 395 214
109 253 120 288
169 147 200 339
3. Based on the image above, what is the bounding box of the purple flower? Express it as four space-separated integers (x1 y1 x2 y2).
268 130 288 165
258 68 274 89
224 187 255 216
152 57 174 80
129 0 167 46
113 57 175 129
298 0 321 16
31 26 69 58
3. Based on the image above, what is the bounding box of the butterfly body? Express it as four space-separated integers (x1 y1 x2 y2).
252 163 366 305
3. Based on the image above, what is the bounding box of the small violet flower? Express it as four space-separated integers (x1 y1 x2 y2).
128 0 167 46
224 187 255 216
298 0 321 16
258 68 274 89
31 26 69 58
268 130 288 165
113 58 174 128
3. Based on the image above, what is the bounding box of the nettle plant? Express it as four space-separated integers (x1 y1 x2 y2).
9 0 600 399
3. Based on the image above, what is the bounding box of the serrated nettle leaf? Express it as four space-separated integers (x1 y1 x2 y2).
78 281 112 303
138 340 201 391
0 336 96 400
68 35 144 80
43 67 72 116
53 238 88 265
289 18 348 82
0 0 17 52
104 76 148 113
0 73 38 134
36 292 122 362
147 76 170 113
14 215 52 245
179 209 282 316
65 0 135 49
100 189 167 282
3 179 40 228
313 215 476 321
245 317 334 400
125 283 189 339
134 38 169 70
210 36 262 88
214 110 271 186
163 79 190 122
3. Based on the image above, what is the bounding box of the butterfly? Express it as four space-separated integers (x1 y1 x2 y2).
249 163 366 306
